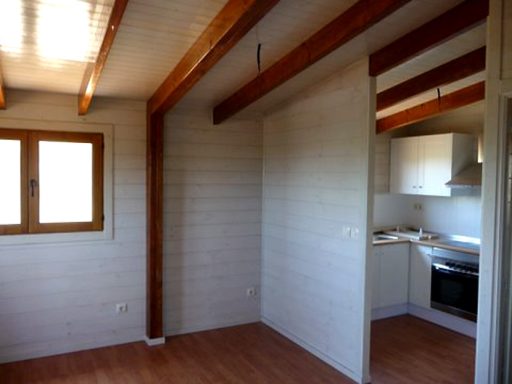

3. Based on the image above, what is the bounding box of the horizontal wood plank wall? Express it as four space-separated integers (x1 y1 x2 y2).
163 110 262 335
374 133 391 193
0 90 146 363
261 60 371 383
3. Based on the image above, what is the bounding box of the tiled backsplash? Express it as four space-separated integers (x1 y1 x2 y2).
374 193 481 238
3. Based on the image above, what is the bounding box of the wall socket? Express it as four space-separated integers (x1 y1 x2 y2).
246 287 257 297
116 303 128 314
413 203 423 211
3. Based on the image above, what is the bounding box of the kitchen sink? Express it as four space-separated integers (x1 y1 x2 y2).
383 226 438 241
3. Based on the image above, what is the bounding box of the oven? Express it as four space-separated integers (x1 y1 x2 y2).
430 247 479 322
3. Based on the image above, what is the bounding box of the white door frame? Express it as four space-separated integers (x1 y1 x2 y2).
476 0 510 381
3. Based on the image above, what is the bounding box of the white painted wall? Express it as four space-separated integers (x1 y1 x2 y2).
163 109 262 335
261 60 373 384
0 91 146 363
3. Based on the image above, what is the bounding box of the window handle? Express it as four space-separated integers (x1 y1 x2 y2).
30 179 38 197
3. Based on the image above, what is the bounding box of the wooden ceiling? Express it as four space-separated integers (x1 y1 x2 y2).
0 0 486 123
0 0 114 95
377 23 486 118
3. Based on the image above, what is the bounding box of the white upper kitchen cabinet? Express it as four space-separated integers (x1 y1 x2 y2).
390 133 476 196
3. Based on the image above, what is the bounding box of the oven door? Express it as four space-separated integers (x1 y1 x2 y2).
431 263 478 322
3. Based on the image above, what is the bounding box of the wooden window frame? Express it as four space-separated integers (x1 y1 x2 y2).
0 128 104 235
0 129 28 235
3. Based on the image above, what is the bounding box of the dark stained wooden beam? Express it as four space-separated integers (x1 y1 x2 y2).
0 70 5 109
78 0 129 115
377 46 486 111
148 0 280 116
144 0 279 342
213 0 410 124
376 81 485 133
369 0 489 76
146 112 164 340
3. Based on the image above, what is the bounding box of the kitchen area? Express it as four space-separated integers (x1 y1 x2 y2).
372 225 479 334
364 4 500 380
370 105 483 380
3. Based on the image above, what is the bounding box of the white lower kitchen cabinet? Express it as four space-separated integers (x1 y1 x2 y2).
409 244 433 308
372 243 410 318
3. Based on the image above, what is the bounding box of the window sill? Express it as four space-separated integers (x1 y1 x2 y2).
0 227 113 247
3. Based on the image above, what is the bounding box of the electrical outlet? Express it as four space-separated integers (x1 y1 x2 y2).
414 203 423 211
116 303 128 314
246 287 257 297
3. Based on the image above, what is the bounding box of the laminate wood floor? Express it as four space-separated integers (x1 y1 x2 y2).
371 315 476 384
0 323 353 384
0 316 475 383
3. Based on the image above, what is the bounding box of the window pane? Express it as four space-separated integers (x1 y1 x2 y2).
0 139 21 225
39 141 93 223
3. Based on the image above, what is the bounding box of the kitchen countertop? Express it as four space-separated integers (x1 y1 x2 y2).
373 228 480 255
410 238 479 255
374 237 479 255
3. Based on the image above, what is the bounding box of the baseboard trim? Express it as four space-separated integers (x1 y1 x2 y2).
165 317 260 337
407 304 476 338
0 334 143 364
372 304 408 321
371 303 477 338
261 317 364 384
144 336 166 346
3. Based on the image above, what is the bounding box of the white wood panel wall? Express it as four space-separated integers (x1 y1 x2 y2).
374 133 391 193
163 110 262 335
0 91 146 363
261 60 373 384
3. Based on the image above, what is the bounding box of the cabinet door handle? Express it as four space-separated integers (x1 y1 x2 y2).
412 185 417 189
419 186 423 189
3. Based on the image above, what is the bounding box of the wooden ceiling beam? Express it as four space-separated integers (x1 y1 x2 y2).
376 81 485 134
369 0 489 76
145 0 279 341
213 0 411 125
78 0 129 115
147 0 280 116
377 46 486 111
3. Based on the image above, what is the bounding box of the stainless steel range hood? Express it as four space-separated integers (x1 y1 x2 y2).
445 163 482 188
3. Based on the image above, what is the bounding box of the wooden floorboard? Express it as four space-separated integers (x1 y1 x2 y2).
0 316 475 383
0 323 353 384
370 315 475 384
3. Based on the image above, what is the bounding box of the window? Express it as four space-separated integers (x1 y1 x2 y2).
0 129 103 235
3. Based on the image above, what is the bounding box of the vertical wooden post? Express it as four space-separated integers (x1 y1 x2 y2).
0 70 6 109
146 111 164 340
